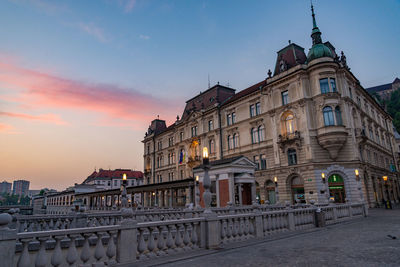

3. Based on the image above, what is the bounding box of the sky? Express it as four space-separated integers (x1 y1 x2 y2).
0 0 399 191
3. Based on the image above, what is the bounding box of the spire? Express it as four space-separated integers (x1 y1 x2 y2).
310 3 322 45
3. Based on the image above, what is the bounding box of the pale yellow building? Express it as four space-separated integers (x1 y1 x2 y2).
143 6 400 207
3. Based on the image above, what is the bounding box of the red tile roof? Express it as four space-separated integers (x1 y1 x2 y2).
82 169 143 184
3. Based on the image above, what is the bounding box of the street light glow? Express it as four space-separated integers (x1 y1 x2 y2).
123 173 127 180
203 147 209 159
383 176 388 181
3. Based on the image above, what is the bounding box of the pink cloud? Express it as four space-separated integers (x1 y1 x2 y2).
0 122 21 134
78 22 108 43
0 60 181 129
0 111 68 125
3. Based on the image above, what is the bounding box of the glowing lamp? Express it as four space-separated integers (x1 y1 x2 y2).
321 172 326 183
274 176 278 183
123 173 127 180
195 175 199 182
355 169 360 181
203 147 209 165
383 176 388 182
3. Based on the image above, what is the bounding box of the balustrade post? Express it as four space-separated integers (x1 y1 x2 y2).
0 213 16 267
204 214 220 249
363 203 369 217
116 216 138 264
253 208 264 238
332 206 338 222
288 211 295 231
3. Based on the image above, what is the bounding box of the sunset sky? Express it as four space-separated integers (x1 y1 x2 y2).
1 0 399 190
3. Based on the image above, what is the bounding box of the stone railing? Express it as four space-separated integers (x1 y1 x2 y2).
0 203 368 266
11 203 350 233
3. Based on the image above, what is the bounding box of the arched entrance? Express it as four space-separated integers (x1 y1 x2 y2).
290 176 305 204
328 174 346 203
264 180 276 204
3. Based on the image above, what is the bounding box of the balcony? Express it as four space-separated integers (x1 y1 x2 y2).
316 125 348 160
278 131 301 151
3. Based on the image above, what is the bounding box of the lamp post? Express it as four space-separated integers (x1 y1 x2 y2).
195 175 200 208
121 173 128 208
274 176 279 204
202 147 212 213
383 176 392 209
321 172 329 204
355 169 364 203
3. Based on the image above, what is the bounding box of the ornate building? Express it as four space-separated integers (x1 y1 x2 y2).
143 5 400 207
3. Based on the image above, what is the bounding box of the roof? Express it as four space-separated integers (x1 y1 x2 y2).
365 83 392 93
222 80 266 106
82 169 143 184
274 43 307 76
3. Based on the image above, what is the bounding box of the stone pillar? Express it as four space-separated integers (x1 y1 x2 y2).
117 216 137 264
0 213 17 267
215 176 220 207
251 182 256 204
238 184 243 205
228 173 235 204
204 213 219 249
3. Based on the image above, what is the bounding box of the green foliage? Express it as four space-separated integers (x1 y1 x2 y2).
0 193 31 206
39 189 45 196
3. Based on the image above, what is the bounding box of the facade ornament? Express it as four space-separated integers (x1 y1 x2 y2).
268 69 272 78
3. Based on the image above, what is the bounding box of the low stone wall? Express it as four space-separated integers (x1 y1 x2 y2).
0 203 367 266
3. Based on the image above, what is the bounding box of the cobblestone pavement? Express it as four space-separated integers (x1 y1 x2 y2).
159 209 400 267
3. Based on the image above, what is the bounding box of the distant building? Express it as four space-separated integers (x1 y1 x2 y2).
366 77 400 101
12 180 30 196
0 181 12 194
46 184 100 215
82 168 144 190
28 189 41 198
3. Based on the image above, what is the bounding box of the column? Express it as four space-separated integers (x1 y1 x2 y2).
216 176 220 207
251 182 256 204
228 173 235 204
238 184 243 205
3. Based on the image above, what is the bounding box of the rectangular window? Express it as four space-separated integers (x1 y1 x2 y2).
288 149 297 165
255 102 261 115
227 114 232 126
349 87 353 99
208 120 213 131
232 112 236 124
191 126 197 137
147 144 150 154
282 90 289 105
168 137 174 147
250 104 255 117
180 132 184 142
330 78 337 92
260 154 267 170
319 78 329 94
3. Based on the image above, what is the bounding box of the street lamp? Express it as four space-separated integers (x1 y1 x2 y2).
383 176 392 209
321 173 326 183
202 147 212 213
195 175 200 208
274 176 279 203
355 169 360 181
121 173 128 208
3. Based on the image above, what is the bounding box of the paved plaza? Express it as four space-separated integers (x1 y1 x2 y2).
147 208 400 267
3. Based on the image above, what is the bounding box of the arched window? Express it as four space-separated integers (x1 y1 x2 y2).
284 114 295 135
233 133 239 148
258 125 265 142
288 148 297 165
209 139 215 154
335 106 343 125
251 128 258 144
323 106 335 126
227 135 232 150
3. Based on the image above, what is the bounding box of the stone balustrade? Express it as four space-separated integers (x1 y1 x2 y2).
0 203 368 266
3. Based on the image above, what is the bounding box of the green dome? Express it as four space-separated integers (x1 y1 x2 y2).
307 43 333 62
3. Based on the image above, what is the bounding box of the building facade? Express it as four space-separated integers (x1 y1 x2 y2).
82 168 144 190
0 181 12 194
12 180 30 196
143 6 400 207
